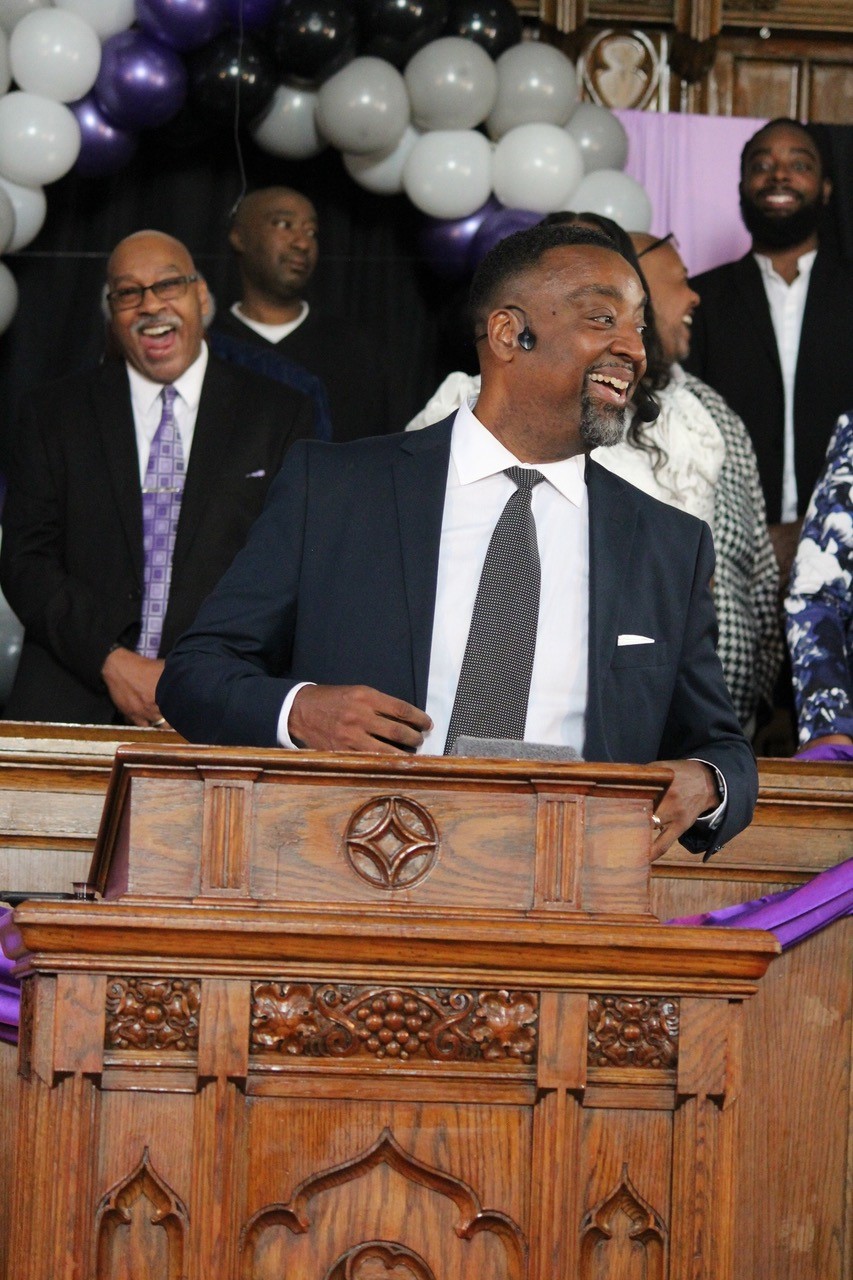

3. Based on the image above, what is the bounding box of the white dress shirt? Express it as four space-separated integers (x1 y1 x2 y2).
126 343 208 483
754 249 816 523
230 300 309 344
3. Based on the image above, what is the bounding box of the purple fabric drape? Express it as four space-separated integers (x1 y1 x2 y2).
668 856 853 949
616 110 765 276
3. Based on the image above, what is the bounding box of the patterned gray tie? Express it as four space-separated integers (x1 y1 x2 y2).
137 385 184 659
444 466 545 754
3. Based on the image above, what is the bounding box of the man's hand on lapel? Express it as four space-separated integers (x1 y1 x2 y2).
102 647 167 727
651 759 721 858
289 684 432 753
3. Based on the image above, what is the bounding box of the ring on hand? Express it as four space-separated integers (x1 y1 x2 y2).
651 814 663 835
151 717 167 728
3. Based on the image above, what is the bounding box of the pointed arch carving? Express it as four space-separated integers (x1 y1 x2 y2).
94 1146 188 1280
240 1127 526 1277
580 1163 666 1280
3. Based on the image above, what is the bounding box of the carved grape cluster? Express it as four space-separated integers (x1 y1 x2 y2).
355 990 432 1059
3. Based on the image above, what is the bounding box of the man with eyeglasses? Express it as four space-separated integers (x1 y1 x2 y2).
0 229 312 727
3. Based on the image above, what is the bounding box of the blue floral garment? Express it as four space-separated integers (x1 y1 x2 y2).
786 410 853 744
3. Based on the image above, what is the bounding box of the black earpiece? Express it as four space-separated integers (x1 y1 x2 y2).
518 325 536 351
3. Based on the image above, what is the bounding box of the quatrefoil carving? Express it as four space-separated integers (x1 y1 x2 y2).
343 796 439 890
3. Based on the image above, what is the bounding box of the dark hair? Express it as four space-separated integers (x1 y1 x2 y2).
740 117 830 182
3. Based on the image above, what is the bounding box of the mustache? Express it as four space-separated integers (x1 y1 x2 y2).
131 312 183 335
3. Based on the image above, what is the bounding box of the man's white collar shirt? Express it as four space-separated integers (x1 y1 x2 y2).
753 248 817 522
420 400 589 755
126 342 208 484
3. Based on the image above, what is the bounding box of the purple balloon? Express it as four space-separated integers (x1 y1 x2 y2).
468 204 542 270
70 93 138 176
419 198 500 280
95 31 188 131
222 0 279 28
136 0 228 53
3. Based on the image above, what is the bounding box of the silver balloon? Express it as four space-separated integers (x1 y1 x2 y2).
252 84 324 161
493 122 583 214
487 42 577 141
54 0 135 41
10 8 101 104
344 125 420 196
0 0 48 37
0 175 45 249
0 91 80 186
403 128 492 219
570 169 652 232
316 56 409 156
0 258 17 332
404 35 497 132
566 102 628 173
0 183 14 252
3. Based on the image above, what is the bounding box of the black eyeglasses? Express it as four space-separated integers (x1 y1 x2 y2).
637 233 675 259
107 274 199 311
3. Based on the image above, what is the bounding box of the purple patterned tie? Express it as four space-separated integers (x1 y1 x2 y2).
138 385 184 659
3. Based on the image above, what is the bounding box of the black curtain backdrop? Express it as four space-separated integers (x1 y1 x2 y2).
0 125 481 468
0 120 849 471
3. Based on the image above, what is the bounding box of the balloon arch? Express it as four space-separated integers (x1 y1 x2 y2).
0 0 653 330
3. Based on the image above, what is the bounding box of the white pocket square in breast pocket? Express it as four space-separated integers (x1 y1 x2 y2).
617 634 655 646
245 468 266 479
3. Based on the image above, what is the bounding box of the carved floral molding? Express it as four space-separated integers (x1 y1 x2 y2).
105 976 201 1052
587 994 679 1068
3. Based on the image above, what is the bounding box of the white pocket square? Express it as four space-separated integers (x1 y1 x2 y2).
245 468 266 479
618 634 655 646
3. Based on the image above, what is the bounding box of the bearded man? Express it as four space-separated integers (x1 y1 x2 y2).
684 119 853 569
159 223 757 859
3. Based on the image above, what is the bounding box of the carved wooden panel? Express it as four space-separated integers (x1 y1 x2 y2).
241 1127 527 1279
105 977 200 1052
580 1163 667 1280
579 27 666 108
343 796 440 891
95 1147 188 1280
708 34 853 121
723 0 853 32
588 994 679 1068
250 982 538 1066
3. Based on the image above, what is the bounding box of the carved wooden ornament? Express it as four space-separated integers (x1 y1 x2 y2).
343 795 439 890
95 1147 189 1280
588 994 679 1068
105 976 201 1051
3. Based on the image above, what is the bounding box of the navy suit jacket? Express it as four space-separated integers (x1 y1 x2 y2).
0 352 313 723
159 417 757 855
685 247 853 521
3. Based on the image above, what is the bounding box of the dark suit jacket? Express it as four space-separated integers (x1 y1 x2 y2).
159 418 757 856
212 308 392 443
684 247 853 521
0 351 313 723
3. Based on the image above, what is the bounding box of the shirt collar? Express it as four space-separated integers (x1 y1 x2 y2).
753 247 817 284
126 342 209 416
451 398 586 506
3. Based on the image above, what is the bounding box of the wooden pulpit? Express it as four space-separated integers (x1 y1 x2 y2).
2 747 778 1280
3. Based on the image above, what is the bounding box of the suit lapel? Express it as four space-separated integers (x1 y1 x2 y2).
172 356 236 571
584 459 639 758
392 417 453 707
92 361 144 582
731 253 780 369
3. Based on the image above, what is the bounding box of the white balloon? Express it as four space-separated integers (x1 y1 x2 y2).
493 123 583 215
0 0 47 37
0 583 22 705
487 42 577 141
344 125 420 196
0 92 80 186
54 0 135 41
0 258 18 333
571 169 652 231
252 84 324 161
404 35 497 132
0 175 44 249
0 29 10 95
566 103 628 173
10 9 100 103
403 129 492 220
316 57 409 156
0 183 14 252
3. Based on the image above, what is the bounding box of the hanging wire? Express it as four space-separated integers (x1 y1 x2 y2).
228 0 249 221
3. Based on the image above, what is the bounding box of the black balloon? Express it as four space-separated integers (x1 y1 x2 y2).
273 1 358 83
188 33 277 124
445 0 522 59
357 0 448 69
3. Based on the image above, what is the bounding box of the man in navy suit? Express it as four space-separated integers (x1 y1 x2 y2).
160 224 757 857
0 230 312 726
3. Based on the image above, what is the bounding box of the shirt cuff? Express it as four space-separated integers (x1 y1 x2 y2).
276 682 315 748
689 758 727 829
